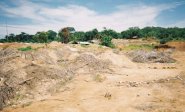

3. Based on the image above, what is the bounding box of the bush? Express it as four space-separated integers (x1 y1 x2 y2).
100 35 115 48
69 34 78 44
160 39 168 44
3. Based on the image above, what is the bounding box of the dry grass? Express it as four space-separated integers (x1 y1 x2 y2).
93 74 106 82
122 44 155 51
104 92 111 100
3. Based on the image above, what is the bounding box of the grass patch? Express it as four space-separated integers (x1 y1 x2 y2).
33 46 44 50
18 46 32 51
18 46 43 51
2 45 10 50
123 44 155 51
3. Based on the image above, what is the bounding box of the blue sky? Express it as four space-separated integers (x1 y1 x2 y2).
0 0 185 37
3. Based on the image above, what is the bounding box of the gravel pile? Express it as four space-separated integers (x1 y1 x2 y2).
0 48 18 65
74 53 110 71
127 50 176 63
0 86 14 110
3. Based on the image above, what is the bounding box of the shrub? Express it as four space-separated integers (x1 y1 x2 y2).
100 35 115 48
160 39 168 44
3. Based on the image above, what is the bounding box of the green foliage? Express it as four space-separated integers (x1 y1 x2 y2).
72 32 85 41
119 27 185 43
0 39 6 43
101 29 121 39
18 46 32 51
33 32 48 43
3 32 34 43
84 31 93 41
159 38 168 44
47 30 57 42
100 35 115 48
84 29 99 41
69 29 99 42
1 27 185 44
121 27 141 39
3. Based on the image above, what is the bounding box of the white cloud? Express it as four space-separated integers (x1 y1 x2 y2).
0 0 183 37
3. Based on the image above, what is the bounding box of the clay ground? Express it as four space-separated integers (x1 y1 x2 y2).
1 41 185 112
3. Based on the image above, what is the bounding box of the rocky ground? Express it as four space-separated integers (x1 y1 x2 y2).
0 41 185 112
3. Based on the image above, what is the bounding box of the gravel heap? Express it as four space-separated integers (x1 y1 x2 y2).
127 50 176 63
74 53 111 72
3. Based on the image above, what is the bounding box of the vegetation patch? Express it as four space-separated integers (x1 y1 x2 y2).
123 44 155 51
100 35 115 48
80 44 89 48
18 46 33 51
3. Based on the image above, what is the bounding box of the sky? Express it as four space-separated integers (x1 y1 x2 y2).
0 0 185 38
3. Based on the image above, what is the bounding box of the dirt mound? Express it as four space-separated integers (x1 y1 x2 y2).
0 47 75 109
73 53 111 72
0 64 75 109
98 50 137 68
0 46 113 110
0 48 18 65
48 41 62 48
127 50 176 63
0 48 19 109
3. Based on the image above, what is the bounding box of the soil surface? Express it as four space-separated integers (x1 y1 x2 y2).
167 41 185 51
1 41 185 112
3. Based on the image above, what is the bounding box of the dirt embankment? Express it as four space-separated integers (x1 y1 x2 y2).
167 41 185 51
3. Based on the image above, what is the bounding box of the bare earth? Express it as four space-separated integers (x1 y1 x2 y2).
1 41 185 112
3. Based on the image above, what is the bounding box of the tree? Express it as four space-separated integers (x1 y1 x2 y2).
72 31 85 41
101 29 120 39
1 27 185 43
58 28 70 43
33 32 48 43
6 33 15 42
47 30 57 41
121 27 141 39
16 32 27 42
84 31 94 41
83 29 99 41
100 34 114 48
3 32 34 43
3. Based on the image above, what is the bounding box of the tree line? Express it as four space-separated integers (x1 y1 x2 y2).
0 27 185 45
